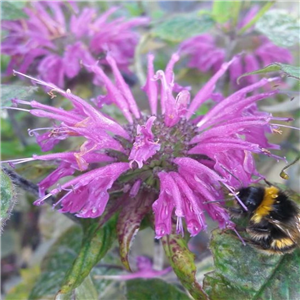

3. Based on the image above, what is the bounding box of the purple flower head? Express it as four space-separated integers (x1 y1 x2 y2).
180 7 292 89
1 2 148 87
6 52 290 239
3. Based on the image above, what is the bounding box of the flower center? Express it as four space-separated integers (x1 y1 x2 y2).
114 115 199 191
150 115 198 163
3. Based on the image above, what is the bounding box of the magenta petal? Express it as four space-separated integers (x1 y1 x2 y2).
84 63 133 123
142 54 158 115
171 172 207 235
196 81 279 129
13 71 131 139
106 55 141 119
35 162 130 218
33 129 68 152
173 157 225 183
129 116 161 169
38 162 75 197
186 57 235 119
152 172 175 238
38 55 65 87
63 42 95 78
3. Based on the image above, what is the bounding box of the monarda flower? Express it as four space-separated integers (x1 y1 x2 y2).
180 7 292 89
1 2 148 87
4 53 290 239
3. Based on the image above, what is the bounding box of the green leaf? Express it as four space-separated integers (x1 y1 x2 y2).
1 84 38 106
238 2 274 35
255 9 300 47
1 141 43 158
2 1 27 9
55 276 98 300
204 229 300 300
212 1 240 24
59 216 117 294
123 2 144 17
150 9 165 20
1 54 10 73
29 221 123 299
1 1 28 20
90 251 126 298
237 63 300 84
117 192 153 271
126 278 190 300
151 13 215 42
0 170 17 231
162 233 209 300
6 266 40 300
29 226 83 299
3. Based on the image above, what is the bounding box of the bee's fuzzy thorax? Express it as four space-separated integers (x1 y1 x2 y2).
252 186 279 224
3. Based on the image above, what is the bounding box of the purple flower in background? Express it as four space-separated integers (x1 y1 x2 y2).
1 2 148 87
180 7 292 88
6 52 289 238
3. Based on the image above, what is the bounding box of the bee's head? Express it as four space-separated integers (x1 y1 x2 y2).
237 186 265 212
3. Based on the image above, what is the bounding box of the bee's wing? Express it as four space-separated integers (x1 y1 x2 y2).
266 214 300 245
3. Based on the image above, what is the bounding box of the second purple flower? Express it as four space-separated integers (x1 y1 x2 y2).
1 2 148 87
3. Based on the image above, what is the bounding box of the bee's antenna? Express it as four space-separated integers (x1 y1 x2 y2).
263 179 272 186
219 165 243 187
280 155 300 180
203 198 233 204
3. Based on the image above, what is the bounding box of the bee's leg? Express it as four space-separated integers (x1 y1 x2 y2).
235 226 247 232
228 207 245 218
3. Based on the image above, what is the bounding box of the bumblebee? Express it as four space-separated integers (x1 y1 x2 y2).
230 184 300 254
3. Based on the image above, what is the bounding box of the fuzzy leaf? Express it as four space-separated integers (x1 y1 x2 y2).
1 84 38 106
55 276 98 300
151 13 215 42
237 63 300 83
117 192 154 270
90 251 126 299
59 216 117 294
0 170 17 231
212 1 241 24
126 278 190 300
1 1 28 20
29 226 83 299
255 9 300 47
6 266 40 300
204 229 300 300
162 233 209 300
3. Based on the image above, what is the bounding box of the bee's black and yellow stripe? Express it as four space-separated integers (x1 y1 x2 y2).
250 186 279 224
